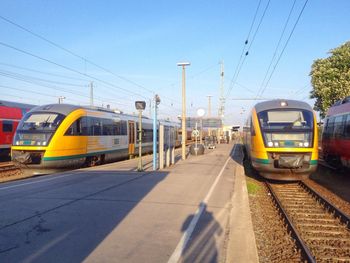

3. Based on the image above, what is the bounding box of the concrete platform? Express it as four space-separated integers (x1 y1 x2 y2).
82 142 259 262
0 142 258 263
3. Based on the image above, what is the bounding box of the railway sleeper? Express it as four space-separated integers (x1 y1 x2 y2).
283 204 324 210
277 198 316 203
298 224 347 231
289 212 334 219
309 246 350 256
302 228 350 236
297 218 339 225
303 231 350 239
284 207 325 215
308 238 350 246
316 257 350 263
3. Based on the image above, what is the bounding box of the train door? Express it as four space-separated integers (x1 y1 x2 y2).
128 121 135 157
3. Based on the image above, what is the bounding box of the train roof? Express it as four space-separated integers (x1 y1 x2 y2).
326 96 350 117
27 104 179 124
254 99 312 113
29 104 82 116
0 100 36 109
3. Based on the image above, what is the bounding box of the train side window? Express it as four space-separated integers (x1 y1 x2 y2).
345 114 350 138
334 115 345 138
65 118 82 136
102 118 113 135
2 120 13 132
121 121 127 135
80 117 89 135
91 118 102 136
326 116 336 138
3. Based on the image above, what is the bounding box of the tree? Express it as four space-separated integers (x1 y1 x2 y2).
310 41 350 118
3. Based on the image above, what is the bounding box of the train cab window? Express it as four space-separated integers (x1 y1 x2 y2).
2 120 13 132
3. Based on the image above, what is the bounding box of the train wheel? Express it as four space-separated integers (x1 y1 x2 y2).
86 156 98 167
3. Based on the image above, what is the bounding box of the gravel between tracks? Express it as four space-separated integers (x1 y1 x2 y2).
245 159 350 262
244 159 302 263
307 166 350 216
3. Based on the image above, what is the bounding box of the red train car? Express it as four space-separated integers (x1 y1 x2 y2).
322 96 350 169
0 100 36 158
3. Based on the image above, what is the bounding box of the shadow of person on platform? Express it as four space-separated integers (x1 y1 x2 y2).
180 202 222 263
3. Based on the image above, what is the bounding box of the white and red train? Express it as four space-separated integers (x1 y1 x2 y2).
322 96 350 169
0 100 35 158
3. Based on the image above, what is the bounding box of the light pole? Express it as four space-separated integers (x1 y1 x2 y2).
58 96 65 104
177 62 190 160
153 94 161 170
135 101 146 172
207 95 212 136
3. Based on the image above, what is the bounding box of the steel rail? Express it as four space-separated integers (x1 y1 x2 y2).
265 182 316 263
300 181 350 227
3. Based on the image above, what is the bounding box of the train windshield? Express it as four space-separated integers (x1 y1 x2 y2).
257 109 314 148
13 112 65 146
18 113 65 131
258 109 313 130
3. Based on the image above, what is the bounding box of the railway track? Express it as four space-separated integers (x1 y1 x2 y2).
266 181 350 262
0 162 18 172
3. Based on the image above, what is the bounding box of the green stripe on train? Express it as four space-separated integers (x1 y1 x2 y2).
310 160 318 165
252 158 270 164
43 149 128 161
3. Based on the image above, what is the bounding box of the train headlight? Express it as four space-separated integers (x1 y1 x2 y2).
267 141 273 147
274 142 279 147
303 142 309 147
298 142 303 147
42 141 47 146
37 142 41 146
16 141 19 145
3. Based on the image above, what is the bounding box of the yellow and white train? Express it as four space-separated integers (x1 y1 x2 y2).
11 104 180 169
243 99 318 180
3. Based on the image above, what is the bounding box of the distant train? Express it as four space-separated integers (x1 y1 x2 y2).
322 96 350 169
0 100 35 158
243 99 318 181
11 104 180 169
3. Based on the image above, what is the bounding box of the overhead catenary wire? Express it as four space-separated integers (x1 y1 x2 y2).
0 15 233 119
257 0 309 98
0 62 89 82
0 15 181 108
0 14 222 116
226 0 271 99
226 0 262 99
0 71 131 107
0 69 86 87
255 0 297 99
0 67 145 104
0 41 149 100
0 84 84 104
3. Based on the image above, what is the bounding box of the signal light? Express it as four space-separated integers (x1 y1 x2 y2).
280 101 288 107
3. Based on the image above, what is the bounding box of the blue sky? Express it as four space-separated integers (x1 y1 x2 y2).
1 0 349 125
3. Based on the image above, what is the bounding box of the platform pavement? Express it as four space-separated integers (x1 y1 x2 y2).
82 142 259 262
0 142 258 263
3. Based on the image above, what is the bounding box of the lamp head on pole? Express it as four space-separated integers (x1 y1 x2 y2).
155 94 161 105
135 101 146 110
177 62 191 67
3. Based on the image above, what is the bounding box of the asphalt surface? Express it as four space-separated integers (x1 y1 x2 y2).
0 143 241 263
